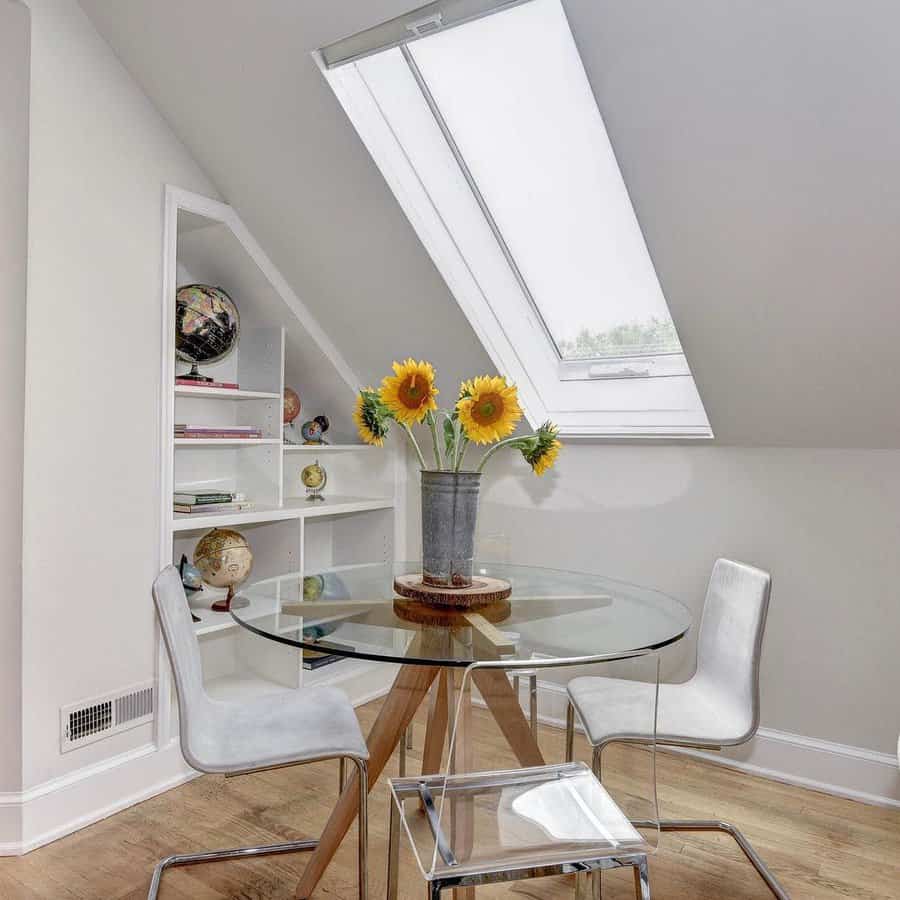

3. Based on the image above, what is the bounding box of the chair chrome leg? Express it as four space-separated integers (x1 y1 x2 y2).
350 756 369 900
147 838 319 899
387 793 401 900
632 855 650 900
429 881 443 900
339 758 346 792
658 820 788 899
399 732 407 777
565 702 575 763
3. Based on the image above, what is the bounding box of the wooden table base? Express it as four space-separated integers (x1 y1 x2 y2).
293 659 544 899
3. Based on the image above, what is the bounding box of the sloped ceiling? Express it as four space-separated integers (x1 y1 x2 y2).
80 0 900 447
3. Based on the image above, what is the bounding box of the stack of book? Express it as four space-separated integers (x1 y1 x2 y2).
175 377 239 390
175 424 263 440
174 490 252 515
303 643 354 671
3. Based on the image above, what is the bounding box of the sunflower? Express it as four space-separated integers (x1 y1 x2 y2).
456 375 523 444
353 388 390 446
379 359 439 426
521 422 561 476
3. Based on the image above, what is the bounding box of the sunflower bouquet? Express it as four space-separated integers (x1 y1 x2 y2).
353 359 561 476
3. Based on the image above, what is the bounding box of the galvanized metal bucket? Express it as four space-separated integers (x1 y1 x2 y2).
421 470 481 587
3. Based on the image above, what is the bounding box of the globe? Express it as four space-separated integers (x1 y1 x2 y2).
193 527 253 612
283 387 302 424
175 284 240 381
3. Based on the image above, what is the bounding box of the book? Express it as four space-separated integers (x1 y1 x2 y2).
175 431 263 439
175 424 260 431
173 501 254 514
302 643 354 670
173 491 246 504
175 378 240 390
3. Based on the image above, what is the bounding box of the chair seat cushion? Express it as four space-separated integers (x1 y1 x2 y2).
185 685 368 774
567 675 752 748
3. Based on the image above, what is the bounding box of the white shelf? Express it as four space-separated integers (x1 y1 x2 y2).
174 437 282 447
283 443 374 452
172 495 394 531
175 386 281 400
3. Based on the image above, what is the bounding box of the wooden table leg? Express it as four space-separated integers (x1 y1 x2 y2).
293 663 438 899
421 670 450 777
472 668 545 767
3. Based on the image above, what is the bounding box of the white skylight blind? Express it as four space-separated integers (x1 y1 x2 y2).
406 0 681 362
318 0 710 437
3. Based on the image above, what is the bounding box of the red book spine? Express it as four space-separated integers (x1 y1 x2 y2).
175 378 240 390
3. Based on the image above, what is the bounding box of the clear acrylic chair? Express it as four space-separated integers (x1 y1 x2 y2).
150 565 369 900
387 651 661 900
565 559 787 898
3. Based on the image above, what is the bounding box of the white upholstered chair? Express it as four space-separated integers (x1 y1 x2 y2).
150 565 369 900
565 558 787 899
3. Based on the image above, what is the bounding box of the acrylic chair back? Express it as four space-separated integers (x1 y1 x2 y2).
152 565 214 770
398 651 661 883
694 558 772 744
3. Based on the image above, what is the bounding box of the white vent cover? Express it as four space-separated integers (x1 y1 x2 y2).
60 681 155 752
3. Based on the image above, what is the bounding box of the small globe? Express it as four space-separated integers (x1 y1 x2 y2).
175 284 240 369
301 462 327 490
283 387 302 424
193 527 253 611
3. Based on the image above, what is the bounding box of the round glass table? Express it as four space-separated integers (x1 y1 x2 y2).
230 562 691 899
231 561 691 666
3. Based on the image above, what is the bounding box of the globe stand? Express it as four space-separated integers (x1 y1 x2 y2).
178 361 214 384
210 586 250 613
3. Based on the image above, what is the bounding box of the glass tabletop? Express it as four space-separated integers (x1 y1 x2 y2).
230 562 691 667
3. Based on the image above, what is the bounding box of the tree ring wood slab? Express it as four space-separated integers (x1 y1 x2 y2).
393 574 512 608
393 597 511 627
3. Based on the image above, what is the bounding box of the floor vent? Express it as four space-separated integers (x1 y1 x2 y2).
60 682 155 752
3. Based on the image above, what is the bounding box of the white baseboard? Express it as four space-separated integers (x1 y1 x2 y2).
499 678 900 810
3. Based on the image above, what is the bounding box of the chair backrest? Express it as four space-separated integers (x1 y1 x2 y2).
695 558 772 744
152 565 213 766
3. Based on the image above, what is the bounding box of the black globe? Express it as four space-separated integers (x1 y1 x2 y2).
175 284 240 367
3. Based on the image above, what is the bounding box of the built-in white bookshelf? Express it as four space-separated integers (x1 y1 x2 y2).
157 187 403 741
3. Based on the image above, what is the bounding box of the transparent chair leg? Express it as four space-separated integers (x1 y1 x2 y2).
339 758 346 792
387 793 401 900
565 701 575 762
633 856 650 900
574 869 593 900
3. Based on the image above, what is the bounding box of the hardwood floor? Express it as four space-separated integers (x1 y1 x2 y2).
1 697 898 899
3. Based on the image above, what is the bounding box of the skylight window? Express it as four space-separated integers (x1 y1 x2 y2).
318 0 711 437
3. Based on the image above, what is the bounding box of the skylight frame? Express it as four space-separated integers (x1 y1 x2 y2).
317 0 712 438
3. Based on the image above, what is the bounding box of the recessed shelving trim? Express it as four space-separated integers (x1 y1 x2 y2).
175 386 281 400
283 443 374 452
172 495 394 531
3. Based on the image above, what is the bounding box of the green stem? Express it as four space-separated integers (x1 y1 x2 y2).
402 423 428 471
454 435 470 472
426 410 444 470
475 435 526 473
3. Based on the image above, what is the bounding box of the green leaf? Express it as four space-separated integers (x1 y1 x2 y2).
443 414 456 459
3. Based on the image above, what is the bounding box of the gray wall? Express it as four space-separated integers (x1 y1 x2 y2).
407 444 900 755
0 0 29 796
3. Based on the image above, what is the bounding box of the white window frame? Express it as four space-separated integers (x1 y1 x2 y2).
316 0 712 439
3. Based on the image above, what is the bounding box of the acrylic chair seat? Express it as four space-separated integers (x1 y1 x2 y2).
391 762 653 885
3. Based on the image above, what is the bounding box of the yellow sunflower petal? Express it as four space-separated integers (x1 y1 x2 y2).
379 359 439 426
456 375 522 444
531 438 561 475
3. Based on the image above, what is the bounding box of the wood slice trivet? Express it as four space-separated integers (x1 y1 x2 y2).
393 596 511 627
393 574 512 609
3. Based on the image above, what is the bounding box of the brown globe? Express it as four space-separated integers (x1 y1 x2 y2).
283 386 302 424
193 528 253 612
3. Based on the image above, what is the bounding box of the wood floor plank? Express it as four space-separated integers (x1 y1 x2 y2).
0 696 898 899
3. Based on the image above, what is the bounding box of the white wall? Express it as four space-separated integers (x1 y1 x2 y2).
0 0 30 803
20 0 218 799
406 444 900 788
